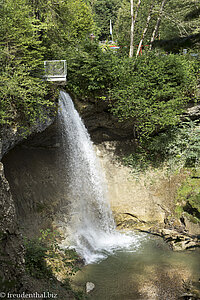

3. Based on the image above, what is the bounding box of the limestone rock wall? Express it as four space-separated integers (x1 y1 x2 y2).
0 162 24 290
96 142 184 226
0 111 56 291
73 97 135 142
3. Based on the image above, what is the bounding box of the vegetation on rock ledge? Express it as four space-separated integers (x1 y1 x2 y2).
24 229 85 299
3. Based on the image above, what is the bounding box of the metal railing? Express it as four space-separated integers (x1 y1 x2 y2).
44 60 67 82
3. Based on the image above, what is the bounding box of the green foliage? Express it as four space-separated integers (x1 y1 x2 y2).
122 119 200 174
164 120 200 169
115 0 200 53
92 0 121 40
0 0 198 130
0 0 45 64
39 0 94 59
160 0 200 40
176 169 200 222
0 0 93 128
0 0 56 126
67 40 117 99
68 42 198 139
24 229 80 279
122 118 200 223
0 64 56 126
24 235 52 279
174 205 184 218
24 241 49 278
110 53 197 138
115 0 156 51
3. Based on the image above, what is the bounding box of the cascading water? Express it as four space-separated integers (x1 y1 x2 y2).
58 91 141 264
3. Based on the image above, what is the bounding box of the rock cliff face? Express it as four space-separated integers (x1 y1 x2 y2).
0 115 54 160
96 142 200 250
73 97 136 142
0 162 24 291
74 95 200 143
72 99 200 251
0 113 55 291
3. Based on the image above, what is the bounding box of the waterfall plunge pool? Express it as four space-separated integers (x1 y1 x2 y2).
71 233 200 300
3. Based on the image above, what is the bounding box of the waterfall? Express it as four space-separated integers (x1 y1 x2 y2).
58 91 140 264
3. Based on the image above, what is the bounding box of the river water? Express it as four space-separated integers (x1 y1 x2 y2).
72 234 200 299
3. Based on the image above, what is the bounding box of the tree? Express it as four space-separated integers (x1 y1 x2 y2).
0 0 45 69
116 0 157 54
0 0 52 126
0 0 94 126
161 0 200 38
136 1 155 57
149 0 168 50
116 0 200 54
93 0 121 40
129 0 141 57
27 0 94 59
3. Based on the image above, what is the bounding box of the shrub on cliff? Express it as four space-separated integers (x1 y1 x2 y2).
110 53 198 138
122 119 200 173
68 44 198 139
67 40 116 100
0 0 55 127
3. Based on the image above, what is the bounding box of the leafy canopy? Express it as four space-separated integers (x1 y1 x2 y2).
0 0 93 127
110 53 197 137
67 42 198 139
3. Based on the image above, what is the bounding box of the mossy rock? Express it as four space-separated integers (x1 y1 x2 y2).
176 168 200 222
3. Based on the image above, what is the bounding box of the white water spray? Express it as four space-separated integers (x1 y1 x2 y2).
58 91 141 264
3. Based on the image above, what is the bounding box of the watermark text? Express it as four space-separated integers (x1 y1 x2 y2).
0 291 58 299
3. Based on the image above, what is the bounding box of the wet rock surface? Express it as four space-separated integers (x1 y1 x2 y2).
86 282 95 293
115 211 200 251
0 110 56 291
74 97 135 142
0 112 55 161
161 229 199 251
0 162 25 291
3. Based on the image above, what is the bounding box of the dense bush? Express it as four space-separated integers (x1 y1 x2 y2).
67 44 198 139
122 119 200 174
0 0 93 128
67 41 116 99
0 64 56 127
0 0 55 127
110 53 198 138
24 229 80 279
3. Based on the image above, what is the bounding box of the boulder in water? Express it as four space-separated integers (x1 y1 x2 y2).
86 282 95 293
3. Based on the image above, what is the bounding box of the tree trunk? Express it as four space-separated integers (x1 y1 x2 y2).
129 0 141 58
136 1 155 58
149 0 168 50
